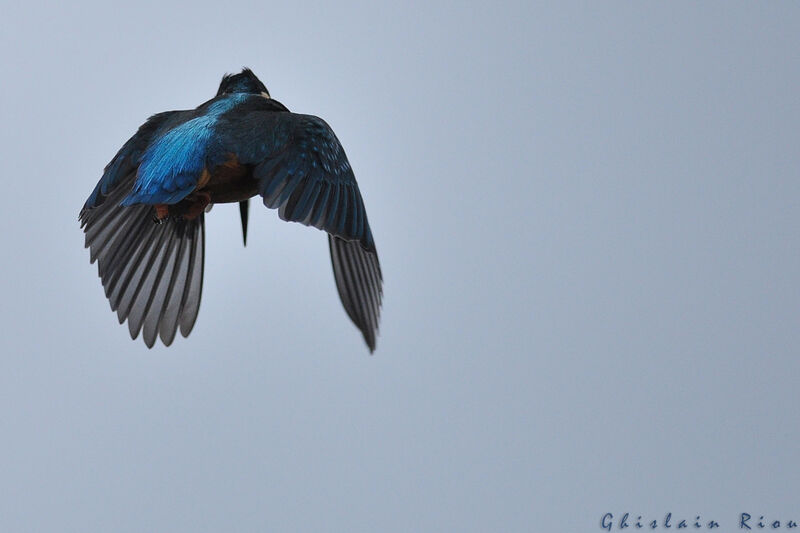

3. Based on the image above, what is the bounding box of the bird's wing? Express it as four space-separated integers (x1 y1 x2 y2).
83 111 179 211
217 110 383 351
80 112 205 348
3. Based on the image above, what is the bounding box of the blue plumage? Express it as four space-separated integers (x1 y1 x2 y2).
122 94 248 206
83 111 178 210
80 68 382 352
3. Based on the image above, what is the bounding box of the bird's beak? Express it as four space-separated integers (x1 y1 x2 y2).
239 199 249 246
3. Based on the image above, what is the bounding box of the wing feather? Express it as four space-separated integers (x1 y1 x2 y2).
216 109 382 350
142 228 180 347
126 226 172 340
158 229 191 346
328 236 382 352
80 109 205 348
81 200 205 348
179 220 204 337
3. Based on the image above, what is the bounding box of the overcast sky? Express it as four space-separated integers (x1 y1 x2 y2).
1 1 799 532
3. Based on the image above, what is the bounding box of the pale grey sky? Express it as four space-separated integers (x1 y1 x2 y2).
1 1 799 532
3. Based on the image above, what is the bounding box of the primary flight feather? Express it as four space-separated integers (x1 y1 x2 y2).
80 68 383 352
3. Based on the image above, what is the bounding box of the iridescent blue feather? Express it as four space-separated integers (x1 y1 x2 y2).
122 94 248 206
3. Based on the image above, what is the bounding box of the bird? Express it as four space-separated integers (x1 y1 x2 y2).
80 68 382 352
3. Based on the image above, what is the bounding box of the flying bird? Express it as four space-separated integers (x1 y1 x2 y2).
80 68 382 351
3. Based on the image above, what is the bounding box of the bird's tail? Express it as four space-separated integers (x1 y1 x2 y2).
80 186 205 348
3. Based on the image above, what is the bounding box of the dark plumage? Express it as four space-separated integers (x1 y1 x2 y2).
80 68 382 351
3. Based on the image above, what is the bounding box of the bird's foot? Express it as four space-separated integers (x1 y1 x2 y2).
152 204 170 223
150 193 210 223
182 192 211 220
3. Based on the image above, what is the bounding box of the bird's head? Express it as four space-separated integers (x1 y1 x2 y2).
216 68 270 98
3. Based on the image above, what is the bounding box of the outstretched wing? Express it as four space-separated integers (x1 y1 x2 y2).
217 110 383 351
81 112 205 348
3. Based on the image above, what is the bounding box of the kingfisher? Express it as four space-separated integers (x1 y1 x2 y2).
80 68 382 352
